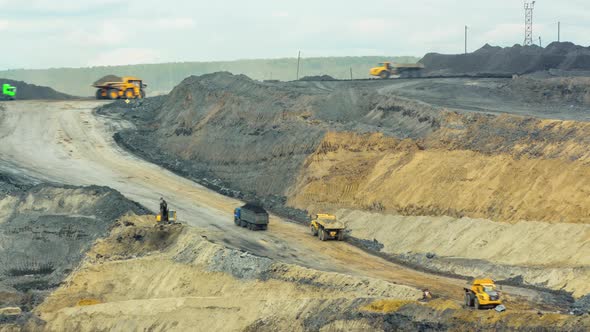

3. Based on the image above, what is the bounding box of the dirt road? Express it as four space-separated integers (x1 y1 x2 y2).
0 100 568 310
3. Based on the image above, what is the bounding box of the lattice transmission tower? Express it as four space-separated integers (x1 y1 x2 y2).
524 1 536 46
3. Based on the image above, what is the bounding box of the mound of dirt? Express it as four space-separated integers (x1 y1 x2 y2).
0 172 147 316
92 75 122 86
100 72 441 221
299 74 336 81
0 79 73 100
421 42 590 76
32 214 589 331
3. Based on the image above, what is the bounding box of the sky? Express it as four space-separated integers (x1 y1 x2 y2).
0 0 589 70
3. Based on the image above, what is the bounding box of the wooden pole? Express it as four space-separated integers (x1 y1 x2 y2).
296 51 301 80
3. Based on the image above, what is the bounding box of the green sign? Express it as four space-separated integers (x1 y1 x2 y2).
2 84 16 97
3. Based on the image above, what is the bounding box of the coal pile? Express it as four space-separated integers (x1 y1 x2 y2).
421 42 590 76
0 78 74 100
93 75 123 86
299 74 336 81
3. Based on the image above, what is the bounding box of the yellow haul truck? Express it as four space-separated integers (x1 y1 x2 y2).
310 214 346 241
94 76 147 100
464 279 502 309
370 62 425 79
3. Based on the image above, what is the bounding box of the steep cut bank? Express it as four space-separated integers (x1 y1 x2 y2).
29 215 589 332
0 172 147 328
421 42 590 76
102 72 441 220
0 79 74 100
105 72 590 307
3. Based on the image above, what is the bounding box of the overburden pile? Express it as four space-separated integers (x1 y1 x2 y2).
421 42 590 76
0 78 74 100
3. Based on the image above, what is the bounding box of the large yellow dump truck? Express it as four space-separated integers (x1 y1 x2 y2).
310 214 346 241
93 76 147 100
370 62 425 79
464 279 502 309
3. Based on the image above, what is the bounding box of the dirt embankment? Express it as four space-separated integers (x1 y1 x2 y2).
101 72 441 220
0 172 147 328
0 79 74 100
421 42 590 76
27 215 589 331
103 72 590 309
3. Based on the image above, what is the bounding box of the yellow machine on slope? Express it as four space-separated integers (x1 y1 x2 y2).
310 214 346 241
464 279 502 309
93 76 147 100
370 62 425 79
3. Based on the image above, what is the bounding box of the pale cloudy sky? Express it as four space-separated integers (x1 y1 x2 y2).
0 0 589 70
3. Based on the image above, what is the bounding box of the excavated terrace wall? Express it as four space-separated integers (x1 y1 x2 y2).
0 173 147 321
105 72 590 303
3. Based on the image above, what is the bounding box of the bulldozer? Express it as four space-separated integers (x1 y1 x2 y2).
370 62 424 79
93 76 146 100
464 279 503 309
1 83 16 101
310 214 346 241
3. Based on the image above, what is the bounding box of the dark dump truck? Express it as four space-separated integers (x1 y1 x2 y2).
234 203 269 231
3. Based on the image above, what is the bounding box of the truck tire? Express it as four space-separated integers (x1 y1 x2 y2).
234 218 240 226
379 71 390 79
319 229 327 241
464 293 470 307
125 89 135 99
140 90 146 99
95 89 103 100
240 220 247 228
337 231 344 241
262 224 268 231
310 224 318 236
475 298 480 310
107 89 119 100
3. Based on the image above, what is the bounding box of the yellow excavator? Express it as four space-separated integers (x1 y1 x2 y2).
370 62 425 79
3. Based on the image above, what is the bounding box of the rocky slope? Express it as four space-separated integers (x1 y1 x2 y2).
25 215 590 332
102 72 590 313
0 172 147 328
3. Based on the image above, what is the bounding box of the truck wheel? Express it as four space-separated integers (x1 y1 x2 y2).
475 298 480 310
234 218 240 226
107 89 119 100
379 71 390 79
95 89 103 100
464 294 470 307
125 89 135 99
262 224 268 231
140 90 146 99
310 224 318 236
240 220 247 228
319 229 327 241
337 231 344 241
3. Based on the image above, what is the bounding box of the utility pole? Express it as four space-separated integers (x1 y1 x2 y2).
465 25 468 54
558 21 561 42
296 51 301 80
539 36 542 47
523 1 536 46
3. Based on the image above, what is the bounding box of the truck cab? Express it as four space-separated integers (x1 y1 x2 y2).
2 84 16 100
